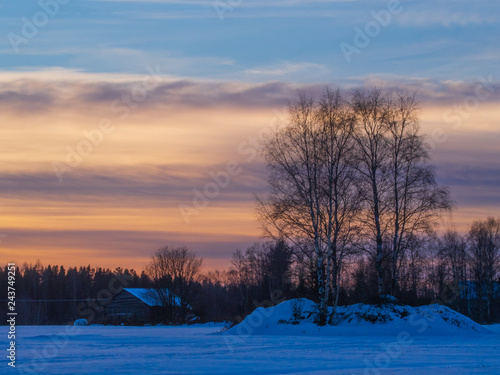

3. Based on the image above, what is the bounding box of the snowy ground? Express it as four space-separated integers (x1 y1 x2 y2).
12 322 500 374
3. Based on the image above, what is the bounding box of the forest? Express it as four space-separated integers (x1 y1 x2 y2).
1 217 499 326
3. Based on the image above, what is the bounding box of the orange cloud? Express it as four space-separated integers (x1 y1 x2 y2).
1 72 499 271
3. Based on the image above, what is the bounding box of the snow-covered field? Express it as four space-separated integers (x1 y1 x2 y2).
12 301 500 375
12 324 500 374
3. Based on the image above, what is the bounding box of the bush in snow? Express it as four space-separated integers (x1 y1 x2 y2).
291 299 304 324
380 295 398 304
74 319 88 326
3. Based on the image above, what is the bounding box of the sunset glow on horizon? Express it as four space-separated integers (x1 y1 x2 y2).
1 1 499 272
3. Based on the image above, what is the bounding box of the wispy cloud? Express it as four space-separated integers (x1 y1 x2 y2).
396 10 497 27
2 72 500 112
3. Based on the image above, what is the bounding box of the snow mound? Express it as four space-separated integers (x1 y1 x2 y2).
484 324 500 334
225 299 493 337
333 303 489 334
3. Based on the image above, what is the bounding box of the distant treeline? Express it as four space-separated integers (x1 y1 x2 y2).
1 219 499 326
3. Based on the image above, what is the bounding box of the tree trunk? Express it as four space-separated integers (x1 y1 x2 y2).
328 258 340 325
372 177 385 298
316 250 328 326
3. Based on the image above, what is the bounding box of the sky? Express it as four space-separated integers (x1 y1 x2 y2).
0 0 499 272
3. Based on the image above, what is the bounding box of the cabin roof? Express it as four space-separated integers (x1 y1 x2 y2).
123 288 182 307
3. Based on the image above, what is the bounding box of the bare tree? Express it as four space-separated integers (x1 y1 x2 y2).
437 230 468 309
229 249 250 315
384 91 453 296
257 89 361 325
351 88 392 298
146 246 202 323
352 88 452 299
316 89 362 323
257 87 452 323
468 217 500 322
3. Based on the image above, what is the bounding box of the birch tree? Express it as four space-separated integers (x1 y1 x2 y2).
384 92 452 296
316 89 361 323
257 89 361 325
352 88 452 299
351 88 391 298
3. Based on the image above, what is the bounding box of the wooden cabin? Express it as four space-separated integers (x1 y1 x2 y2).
105 288 181 324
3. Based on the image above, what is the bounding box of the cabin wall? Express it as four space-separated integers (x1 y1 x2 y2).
105 291 150 323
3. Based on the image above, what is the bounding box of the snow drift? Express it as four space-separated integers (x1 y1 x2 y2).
225 298 492 337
